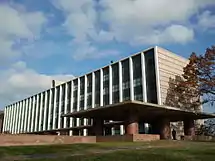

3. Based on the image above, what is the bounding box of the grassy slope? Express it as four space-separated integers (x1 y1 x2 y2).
1 141 215 161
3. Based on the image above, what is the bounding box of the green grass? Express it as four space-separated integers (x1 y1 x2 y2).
1 141 215 161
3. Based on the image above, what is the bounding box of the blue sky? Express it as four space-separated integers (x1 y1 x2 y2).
0 0 215 111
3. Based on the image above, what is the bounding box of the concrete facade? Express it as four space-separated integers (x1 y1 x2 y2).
2 46 204 139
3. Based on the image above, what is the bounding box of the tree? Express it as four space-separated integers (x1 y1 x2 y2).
175 46 215 108
174 53 201 111
196 119 215 136
197 46 215 105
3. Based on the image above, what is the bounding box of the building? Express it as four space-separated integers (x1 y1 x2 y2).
2 46 213 138
0 111 4 133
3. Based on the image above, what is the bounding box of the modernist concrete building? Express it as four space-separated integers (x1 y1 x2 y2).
2 46 214 139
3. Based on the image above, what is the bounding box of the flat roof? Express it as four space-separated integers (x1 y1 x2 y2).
62 101 215 122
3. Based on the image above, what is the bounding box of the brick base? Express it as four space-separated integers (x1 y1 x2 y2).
0 134 160 146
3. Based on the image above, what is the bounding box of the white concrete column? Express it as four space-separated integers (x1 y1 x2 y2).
19 101 24 133
39 93 43 131
7 106 11 133
16 103 20 133
10 105 15 134
154 46 162 105
70 81 74 132
109 65 113 105
47 90 52 130
30 96 35 132
77 78 80 126
6 107 10 132
100 69 103 106
92 72 95 108
13 103 18 134
24 99 29 133
16 103 21 134
141 52 147 102
129 57 134 101
34 95 39 132
8 106 12 133
119 62 123 102
22 100 26 133
26 98 32 132
120 125 124 135
9 105 14 133
64 83 68 128
5 107 9 132
3 107 8 132
58 85 62 129
83 75 87 136
14 103 19 134
10 105 15 133
52 87 57 129
43 91 48 131
17 101 22 133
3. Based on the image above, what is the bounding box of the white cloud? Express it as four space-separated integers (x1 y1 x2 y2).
71 41 119 60
0 61 74 108
52 0 215 51
0 4 47 64
131 25 194 45
198 10 215 30
100 0 215 45
52 0 118 60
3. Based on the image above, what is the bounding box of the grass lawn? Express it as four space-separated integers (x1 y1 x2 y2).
1 141 215 161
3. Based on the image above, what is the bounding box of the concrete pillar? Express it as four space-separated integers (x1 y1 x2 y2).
125 114 138 135
141 52 147 102
151 118 171 139
119 62 123 102
92 72 95 108
100 69 103 106
184 119 195 136
43 91 48 131
160 119 171 139
93 118 104 136
129 57 134 101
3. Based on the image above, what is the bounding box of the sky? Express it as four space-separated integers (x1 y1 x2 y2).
0 0 215 111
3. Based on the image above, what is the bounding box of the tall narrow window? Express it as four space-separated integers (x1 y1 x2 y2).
94 71 100 107
132 54 143 101
103 67 109 106
55 86 60 129
112 64 119 103
87 74 92 108
73 79 78 112
144 49 157 103
79 77 85 110
122 59 130 101
66 81 71 128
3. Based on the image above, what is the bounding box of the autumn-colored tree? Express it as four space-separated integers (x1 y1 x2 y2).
174 46 215 109
173 53 201 111
197 46 215 104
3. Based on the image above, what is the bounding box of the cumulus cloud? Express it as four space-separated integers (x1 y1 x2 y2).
51 0 215 50
0 4 47 64
99 0 215 45
131 25 194 45
197 10 215 30
71 41 120 60
0 61 74 108
52 0 118 60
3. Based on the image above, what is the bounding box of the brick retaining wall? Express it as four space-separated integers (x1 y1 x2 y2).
0 134 160 146
0 135 96 146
